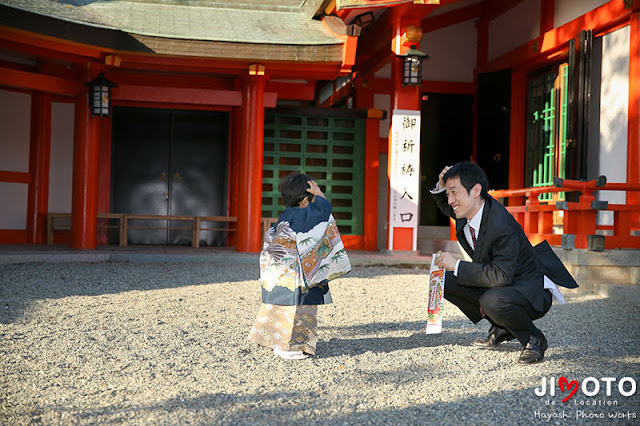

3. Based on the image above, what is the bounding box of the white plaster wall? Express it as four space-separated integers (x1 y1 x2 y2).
489 0 540 62
554 0 610 28
49 102 75 214
0 89 30 229
0 89 30 172
597 26 629 226
422 19 477 82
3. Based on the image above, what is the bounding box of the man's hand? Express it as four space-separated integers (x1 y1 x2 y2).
438 165 452 189
434 251 457 271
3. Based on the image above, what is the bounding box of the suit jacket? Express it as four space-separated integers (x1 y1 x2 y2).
533 240 578 289
433 191 547 312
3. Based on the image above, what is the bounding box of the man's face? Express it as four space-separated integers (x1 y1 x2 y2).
445 176 481 220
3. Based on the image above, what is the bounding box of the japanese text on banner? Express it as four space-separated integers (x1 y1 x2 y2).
389 110 421 230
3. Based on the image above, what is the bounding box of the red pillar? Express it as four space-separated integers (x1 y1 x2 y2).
509 70 527 192
388 18 421 251
628 12 640 228
236 70 266 252
97 117 112 245
71 63 101 249
473 19 489 162
26 92 52 244
355 83 379 251
540 0 555 35
228 105 242 247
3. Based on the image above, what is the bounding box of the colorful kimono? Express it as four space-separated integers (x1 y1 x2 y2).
248 197 351 354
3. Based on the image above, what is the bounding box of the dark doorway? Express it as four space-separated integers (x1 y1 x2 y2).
420 93 474 226
111 107 229 246
476 70 511 192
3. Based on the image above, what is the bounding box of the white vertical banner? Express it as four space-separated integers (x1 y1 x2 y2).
388 109 421 251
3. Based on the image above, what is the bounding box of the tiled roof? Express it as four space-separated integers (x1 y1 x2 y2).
132 34 345 62
0 0 341 45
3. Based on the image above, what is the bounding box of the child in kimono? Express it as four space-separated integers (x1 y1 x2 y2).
248 173 350 360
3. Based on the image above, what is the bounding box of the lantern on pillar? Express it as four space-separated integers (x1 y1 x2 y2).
401 45 428 87
85 73 117 117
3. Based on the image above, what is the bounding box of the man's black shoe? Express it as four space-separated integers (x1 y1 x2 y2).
472 327 515 349
518 333 548 365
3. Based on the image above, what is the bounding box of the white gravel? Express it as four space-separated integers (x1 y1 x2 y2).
1 261 639 425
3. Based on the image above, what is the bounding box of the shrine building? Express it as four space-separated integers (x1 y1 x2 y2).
1 0 639 253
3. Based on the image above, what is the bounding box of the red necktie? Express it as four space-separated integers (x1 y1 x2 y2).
469 225 477 248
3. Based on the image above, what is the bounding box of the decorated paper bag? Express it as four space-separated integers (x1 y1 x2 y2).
426 253 446 334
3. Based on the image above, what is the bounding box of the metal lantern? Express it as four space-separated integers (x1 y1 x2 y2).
85 73 117 117
401 45 428 87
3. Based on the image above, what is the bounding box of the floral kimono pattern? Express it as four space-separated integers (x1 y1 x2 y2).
259 214 350 306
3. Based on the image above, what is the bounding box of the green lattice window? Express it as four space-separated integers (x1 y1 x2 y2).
262 111 365 234
525 64 568 201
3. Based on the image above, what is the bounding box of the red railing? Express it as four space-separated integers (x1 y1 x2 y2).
483 177 640 250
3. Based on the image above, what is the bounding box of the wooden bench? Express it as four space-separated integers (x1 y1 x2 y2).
48 213 125 245
47 213 278 248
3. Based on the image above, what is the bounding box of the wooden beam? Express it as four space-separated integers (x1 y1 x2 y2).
356 43 392 78
111 84 278 108
421 2 482 33
0 66 82 96
0 170 31 184
0 26 104 60
266 81 316 101
481 0 526 21
104 71 235 90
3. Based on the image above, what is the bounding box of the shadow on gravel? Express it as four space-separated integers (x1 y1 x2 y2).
322 332 475 357
0 262 259 324
321 319 477 357
38 382 640 424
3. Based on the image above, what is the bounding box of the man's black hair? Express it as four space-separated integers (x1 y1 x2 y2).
443 161 489 199
280 173 313 207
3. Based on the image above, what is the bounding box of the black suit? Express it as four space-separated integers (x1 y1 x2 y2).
433 191 552 345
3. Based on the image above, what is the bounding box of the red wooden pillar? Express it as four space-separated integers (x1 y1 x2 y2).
355 82 379 251
628 12 640 228
236 67 266 252
71 63 101 249
228 105 242 247
26 92 52 244
388 18 421 251
97 117 112 245
509 70 527 192
473 18 489 162
540 0 555 35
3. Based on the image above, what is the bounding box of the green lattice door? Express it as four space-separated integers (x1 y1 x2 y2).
262 111 365 235
525 64 569 201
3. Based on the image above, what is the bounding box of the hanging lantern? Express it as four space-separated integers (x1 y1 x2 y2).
85 73 117 117
401 45 428 87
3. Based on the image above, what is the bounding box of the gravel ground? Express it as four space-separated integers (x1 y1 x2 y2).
1 261 639 425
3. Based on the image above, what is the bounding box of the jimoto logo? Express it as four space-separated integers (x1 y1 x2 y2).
535 376 637 402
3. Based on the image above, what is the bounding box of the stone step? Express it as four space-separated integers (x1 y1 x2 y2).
418 225 451 240
417 226 465 257
417 239 464 257
594 283 640 305
553 247 640 291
